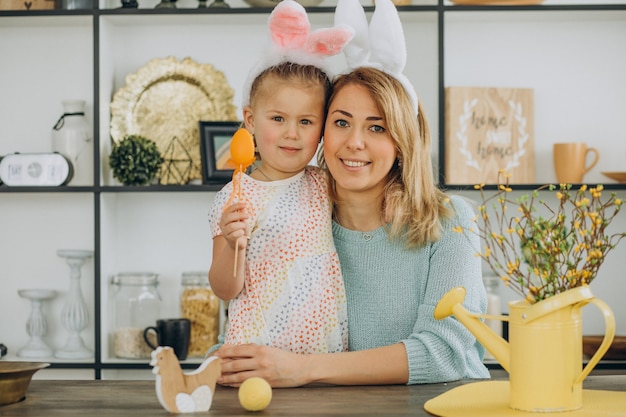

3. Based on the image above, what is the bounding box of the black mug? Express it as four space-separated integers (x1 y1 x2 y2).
143 318 191 361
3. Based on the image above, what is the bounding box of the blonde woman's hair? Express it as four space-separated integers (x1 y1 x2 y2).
320 67 453 248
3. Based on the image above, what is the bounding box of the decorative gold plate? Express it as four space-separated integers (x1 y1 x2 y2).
601 172 626 183
110 57 237 185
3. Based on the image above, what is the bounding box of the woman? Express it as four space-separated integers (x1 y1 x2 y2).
212 66 490 387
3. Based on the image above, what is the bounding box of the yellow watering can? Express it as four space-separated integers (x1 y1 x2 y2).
434 286 615 412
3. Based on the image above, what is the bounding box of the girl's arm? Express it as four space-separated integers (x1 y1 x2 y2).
214 343 409 387
209 202 248 300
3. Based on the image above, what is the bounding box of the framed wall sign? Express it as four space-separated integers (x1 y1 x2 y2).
199 121 242 184
444 86 535 185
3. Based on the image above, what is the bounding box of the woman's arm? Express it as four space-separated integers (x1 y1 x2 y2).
208 202 248 300
397 196 489 384
214 343 409 388
403 197 489 384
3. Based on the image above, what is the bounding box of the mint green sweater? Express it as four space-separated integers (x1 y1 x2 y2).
332 195 490 384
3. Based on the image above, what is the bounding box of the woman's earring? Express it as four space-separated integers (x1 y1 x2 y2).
397 158 402 167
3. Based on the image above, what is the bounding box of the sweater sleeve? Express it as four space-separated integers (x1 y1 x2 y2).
401 196 490 384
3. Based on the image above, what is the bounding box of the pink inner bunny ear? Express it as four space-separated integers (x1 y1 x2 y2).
306 25 355 56
268 0 311 49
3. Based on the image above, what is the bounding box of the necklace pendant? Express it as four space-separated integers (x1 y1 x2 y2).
362 232 372 242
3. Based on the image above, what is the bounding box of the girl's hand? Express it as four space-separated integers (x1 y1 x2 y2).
219 202 249 251
213 344 311 388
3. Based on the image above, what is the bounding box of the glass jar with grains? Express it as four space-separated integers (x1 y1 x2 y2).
111 272 161 359
180 271 220 357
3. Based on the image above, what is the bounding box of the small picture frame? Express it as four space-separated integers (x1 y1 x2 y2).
199 121 243 184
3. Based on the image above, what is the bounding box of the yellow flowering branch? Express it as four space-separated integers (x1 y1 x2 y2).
461 171 626 303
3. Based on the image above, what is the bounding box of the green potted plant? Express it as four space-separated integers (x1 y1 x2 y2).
109 135 163 186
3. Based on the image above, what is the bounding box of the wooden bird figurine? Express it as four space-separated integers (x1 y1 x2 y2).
150 346 221 413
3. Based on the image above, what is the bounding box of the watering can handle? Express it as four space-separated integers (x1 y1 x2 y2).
574 297 616 385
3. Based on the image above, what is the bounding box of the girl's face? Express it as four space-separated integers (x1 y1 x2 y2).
324 83 398 199
243 79 325 181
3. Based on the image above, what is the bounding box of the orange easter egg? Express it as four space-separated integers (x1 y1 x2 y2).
230 128 255 169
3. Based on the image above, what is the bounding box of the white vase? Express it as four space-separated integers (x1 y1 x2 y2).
52 100 93 186
55 249 94 359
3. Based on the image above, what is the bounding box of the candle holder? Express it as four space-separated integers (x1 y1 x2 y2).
55 249 94 359
209 0 230 8
155 0 176 8
17 289 57 358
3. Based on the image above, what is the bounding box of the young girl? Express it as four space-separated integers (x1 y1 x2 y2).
208 0 354 355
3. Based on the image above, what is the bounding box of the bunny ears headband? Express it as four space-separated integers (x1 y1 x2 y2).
241 0 354 107
335 0 419 116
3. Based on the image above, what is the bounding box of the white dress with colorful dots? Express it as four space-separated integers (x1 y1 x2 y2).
208 166 348 354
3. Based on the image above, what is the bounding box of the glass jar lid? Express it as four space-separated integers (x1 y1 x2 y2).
482 272 500 293
112 272 159 286
181 271 209 286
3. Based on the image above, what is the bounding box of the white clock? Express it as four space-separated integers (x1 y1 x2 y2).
0 153 73 186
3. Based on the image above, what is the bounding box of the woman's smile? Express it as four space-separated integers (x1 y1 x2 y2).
341 158 369 168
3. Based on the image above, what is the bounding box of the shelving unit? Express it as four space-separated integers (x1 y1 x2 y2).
1 0 625 379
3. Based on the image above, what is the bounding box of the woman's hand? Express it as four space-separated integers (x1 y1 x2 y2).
213 344 311 388
219 202 249 251
214 343 410 387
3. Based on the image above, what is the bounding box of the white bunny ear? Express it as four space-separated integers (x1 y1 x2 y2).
370 0 417 115
334 0 370 68
369 0 406 75
335 0 419 116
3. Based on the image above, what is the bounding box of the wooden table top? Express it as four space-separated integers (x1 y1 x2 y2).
1 375 625 416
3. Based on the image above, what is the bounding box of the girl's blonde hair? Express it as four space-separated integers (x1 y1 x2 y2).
248 61 332 113
320 67 453 248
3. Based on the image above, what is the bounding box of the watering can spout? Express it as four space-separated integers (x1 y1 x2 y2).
434 287 511 372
